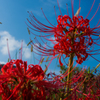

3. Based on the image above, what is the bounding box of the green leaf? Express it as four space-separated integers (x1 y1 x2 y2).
40 57 44 64
88 67 90 73
91 63 100 74
27 27 30 35
27 40 33 46
75 7 81 16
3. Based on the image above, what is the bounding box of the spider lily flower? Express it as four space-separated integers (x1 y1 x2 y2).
27 0 100 65
0 59 86 99
0 59 45 99
0 83 19 100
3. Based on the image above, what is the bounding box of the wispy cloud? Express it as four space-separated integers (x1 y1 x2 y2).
0 31 31 59
57 0 71 10
0 31 20 55
40 0 57 6
0 61 6 64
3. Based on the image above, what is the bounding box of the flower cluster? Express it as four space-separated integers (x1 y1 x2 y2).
0 59 93 99
27 0 100 66
0 59 79 99
0 0 100 100
0 59 46 99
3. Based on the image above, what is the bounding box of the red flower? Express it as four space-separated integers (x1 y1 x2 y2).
0 59 46 99
0 59 87 99
27 0 100 65
0 59 81 99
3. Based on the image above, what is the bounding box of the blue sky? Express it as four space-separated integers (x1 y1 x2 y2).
0 0 100 74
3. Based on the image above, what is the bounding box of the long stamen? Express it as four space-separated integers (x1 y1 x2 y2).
71 0 74 17
41 8 55 27
85 0 95 19
89 4 100 22
38 44 47 64
57 0 62 16
7 39 11 61
21 40 23 60
95 19 100 27
66 3 69 16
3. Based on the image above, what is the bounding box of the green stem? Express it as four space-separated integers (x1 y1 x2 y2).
66 35 74 99
66 53 74 96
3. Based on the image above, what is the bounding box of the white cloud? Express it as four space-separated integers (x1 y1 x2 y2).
0 61 6 64
0 31 31 59
22 46 31 59
58 0 70 9
0 31 20 55
49 36 58 46
47 0 57 5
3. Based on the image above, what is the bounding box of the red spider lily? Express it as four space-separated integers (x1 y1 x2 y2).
0 59 46 99
0 59 87 99
0 83 19 100
27 0 100 65
78 96 99 100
